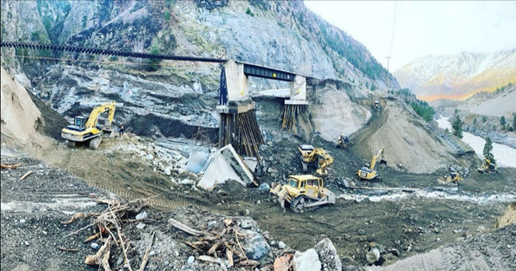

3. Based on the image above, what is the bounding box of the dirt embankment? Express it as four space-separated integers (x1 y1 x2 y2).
1 67 54 151
350 96 472 174
497 202 516 229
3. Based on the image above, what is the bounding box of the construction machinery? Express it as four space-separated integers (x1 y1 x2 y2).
298 145 334 178
373 100 380 110
336 133 352 148
61 101 117 149
270 175 336 212
357 146 387 181
477 158 497 173
438 169 463 185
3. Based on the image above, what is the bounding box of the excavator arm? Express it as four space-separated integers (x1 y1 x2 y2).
369 146 385 171
312 148 334 177
84 101 117 129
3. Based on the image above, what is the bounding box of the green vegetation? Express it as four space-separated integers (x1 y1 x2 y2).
513 114 516 131
164 10 170 21
410 100 435 122
393 88 435 122
483 137 495 164
452 116 463 138
482 116 487 123
82 15 87 28
473 118 477 125
246 7 255 17
500 116 506 126
146 39 162 72
494 82 514 94
318 20 389 81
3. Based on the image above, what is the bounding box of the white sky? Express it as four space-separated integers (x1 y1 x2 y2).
305 1 516 72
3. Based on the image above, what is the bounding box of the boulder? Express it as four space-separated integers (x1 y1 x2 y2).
315 238 342 271
242 230 271 261
366 248 380 264
294 248 321 271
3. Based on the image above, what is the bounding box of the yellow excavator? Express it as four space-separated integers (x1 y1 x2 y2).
298 145 334 178
270 175 336 212
336 133 352 148
438 168 463 185
477 158 497 173
61 101 117 149
357 146 387 181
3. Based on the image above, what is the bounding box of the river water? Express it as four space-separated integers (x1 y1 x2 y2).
436 116 516 168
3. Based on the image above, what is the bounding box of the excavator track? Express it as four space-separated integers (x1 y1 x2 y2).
88 182 188 210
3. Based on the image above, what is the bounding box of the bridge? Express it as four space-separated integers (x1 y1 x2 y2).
1 42 313 161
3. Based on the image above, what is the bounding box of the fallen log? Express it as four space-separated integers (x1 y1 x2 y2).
168 218 204 236
19 170 33 181
1 163 22 169
239 259 260 267
138 232 155 271
85 236 112 271
58 247 79 252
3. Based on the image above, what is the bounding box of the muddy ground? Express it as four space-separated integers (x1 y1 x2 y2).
2 82 516 270
2 98 513 270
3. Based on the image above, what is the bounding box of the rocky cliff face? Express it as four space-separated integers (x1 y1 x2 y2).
1 0 398 88
1 0 401 146
394 50 516 101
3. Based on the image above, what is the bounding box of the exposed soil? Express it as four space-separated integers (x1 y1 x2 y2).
2 68 515 270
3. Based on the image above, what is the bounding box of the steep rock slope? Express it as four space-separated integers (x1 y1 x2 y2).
394 50 516 101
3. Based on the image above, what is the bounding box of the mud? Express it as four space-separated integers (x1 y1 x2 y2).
3 68 516 269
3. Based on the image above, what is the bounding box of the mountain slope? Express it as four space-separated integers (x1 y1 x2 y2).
0 0 399 89
394 50 516 101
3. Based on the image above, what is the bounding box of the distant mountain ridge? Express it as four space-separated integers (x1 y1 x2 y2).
394 49 516 101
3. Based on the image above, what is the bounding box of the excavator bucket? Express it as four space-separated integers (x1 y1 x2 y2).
379 158 387 165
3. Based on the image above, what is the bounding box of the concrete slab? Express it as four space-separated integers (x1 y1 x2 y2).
197 144 254 190
186 151 210 173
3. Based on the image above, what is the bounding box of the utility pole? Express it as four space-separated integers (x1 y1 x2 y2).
385 56 391 72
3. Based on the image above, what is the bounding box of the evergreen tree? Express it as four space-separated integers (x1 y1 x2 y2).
452 116 463 138
500 116 506 126
513 114 516 130
483 137 495 163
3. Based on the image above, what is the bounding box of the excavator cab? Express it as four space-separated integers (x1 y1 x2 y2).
73 116 87 129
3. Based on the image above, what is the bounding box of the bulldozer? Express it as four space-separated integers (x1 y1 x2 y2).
298 145 334 178
336 133 352 148
357 146 387 181
477 158 497 173
61 101 117 149
437 168 463 185
270 175 336 213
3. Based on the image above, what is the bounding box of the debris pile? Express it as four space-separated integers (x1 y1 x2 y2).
63 198 151 271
